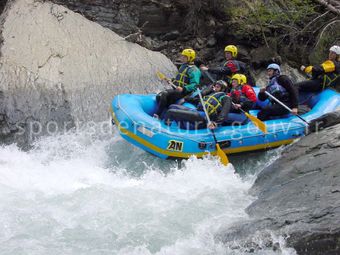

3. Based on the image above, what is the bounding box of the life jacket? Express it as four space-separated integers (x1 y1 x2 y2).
229 87 247 103
222 60 256 86
320 60 340 89
198 92 226 116
228 85 257 103
224 60 240 74
173 64 193 88
223 60 240 83
306 60 340 89
266 76 289 102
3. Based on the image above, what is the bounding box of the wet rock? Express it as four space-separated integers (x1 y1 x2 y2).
217 122 340 254
308 110 340 133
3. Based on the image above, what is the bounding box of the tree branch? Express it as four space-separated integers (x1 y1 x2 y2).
315 0 340 16
315 19 340 47
300 11 330 34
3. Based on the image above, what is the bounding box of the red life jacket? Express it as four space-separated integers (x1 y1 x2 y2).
228 84 257 103
224 60 240 74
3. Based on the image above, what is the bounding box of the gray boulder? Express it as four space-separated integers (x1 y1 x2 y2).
0 0 176 144
217 122 340 254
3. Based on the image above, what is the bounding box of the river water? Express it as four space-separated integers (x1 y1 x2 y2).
0 122 296 255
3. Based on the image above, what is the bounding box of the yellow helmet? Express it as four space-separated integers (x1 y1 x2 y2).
231 74 247 85
181 49 196 63
224 45 238 58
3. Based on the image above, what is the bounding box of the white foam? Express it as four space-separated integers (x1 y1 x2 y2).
0 125 295 254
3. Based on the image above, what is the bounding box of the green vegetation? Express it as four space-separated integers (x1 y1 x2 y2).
167 0 338 65
309 20 340 63
229 0 317 43
226 0 339 64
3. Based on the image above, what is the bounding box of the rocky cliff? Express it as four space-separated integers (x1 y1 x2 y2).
0 0 176 145
47 0 339 66
217 120 340 254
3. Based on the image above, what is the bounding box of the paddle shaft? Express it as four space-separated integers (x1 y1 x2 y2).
156 71 177 89
196 88 229 165
166 80 177 89
197 89 212 124
264 91 309 125
197 88 218 143
231 102 245 113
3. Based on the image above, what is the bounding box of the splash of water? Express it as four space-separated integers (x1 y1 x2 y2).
0 124 296 254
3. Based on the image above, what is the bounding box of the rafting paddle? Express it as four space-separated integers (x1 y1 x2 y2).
232 103 267 133
264 91 310 126
156 71 177 89
197 88 229 166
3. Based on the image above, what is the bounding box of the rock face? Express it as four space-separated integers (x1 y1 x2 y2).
49 0 231 63
0 0 176 144
47 0 339 68
47 0 316 84
51 0 189 38
217 122 340 254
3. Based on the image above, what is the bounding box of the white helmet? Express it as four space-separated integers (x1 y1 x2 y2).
267 63 281 73
330 45 340 55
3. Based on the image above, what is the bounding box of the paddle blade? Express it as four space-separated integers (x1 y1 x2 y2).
156 71 166 80
245 112 267 133
215 144 229 165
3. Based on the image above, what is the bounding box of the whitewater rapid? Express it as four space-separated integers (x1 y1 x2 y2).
0 122 296 254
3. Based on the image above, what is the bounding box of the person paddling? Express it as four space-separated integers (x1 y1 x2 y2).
154 49 201 119
199 45 255 86
257 64 298 121
296 45 340 92
217 74 257 125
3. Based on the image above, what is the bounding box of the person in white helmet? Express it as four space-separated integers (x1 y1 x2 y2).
296 45 340 92
257 63 298 121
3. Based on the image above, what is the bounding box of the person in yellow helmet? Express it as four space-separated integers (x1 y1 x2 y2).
154 48 201 118
228 74 257 111
296 45 340 92
200 45 256 86
210 74 257 128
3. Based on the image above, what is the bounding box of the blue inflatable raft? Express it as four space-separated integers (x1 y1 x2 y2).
110 88 340 160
